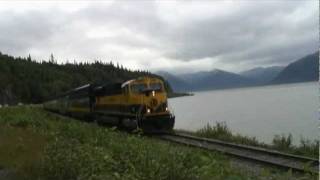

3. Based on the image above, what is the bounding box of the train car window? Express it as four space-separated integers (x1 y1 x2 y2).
150 83 163 92
131 84 147 94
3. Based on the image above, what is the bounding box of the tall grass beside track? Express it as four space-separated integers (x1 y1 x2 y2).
0 106 317 179
195 122 319 158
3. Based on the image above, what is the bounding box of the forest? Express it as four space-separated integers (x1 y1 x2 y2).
0 52 172 104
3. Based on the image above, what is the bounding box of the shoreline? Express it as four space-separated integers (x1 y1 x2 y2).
168 92 194 98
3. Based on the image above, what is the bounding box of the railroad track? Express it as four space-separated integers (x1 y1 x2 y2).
157 132 319 174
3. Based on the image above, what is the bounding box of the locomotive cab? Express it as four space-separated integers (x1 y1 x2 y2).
121 77 174 132
122 77 168 114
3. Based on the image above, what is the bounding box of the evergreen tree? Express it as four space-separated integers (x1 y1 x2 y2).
0 52 171 104
27 54 32 62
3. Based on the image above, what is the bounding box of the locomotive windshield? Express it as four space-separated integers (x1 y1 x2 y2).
130 82 163 94
131 83 147 94
149 83 163 92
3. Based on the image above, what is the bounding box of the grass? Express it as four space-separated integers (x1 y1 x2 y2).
0 106 317 179
194 122 319 158
0 106 242 180
0 126 46 167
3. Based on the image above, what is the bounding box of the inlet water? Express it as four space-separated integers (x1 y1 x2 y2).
169 82 318 145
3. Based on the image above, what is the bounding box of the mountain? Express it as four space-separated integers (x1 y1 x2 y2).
158 52 318 93
271 52 319 84
156 71 189 92
240 66 284 83
158 69 255 92
179 69 255 91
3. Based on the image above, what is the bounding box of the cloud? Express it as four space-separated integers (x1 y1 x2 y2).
162 1 317 60
0 0 317 73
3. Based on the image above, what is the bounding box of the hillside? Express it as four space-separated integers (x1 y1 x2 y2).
156 71 190 92
271 52 319 84
240 66 284 83
180 69 255 91
0 52 172 105
157 69 255 92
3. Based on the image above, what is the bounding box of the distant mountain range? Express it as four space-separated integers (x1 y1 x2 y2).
157 69 258 92
156 71 189 92
157 52 318 92
181 69 256 91
239 66 284 84
271 52 319 84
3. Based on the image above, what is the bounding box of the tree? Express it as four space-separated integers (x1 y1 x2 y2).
0 52 173 104
49 53 55 64
27 54 32 62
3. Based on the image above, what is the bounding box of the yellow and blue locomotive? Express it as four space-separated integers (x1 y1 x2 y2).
43 76 175 132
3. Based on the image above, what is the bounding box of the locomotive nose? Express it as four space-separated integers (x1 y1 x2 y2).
141 89 150 97
150 98 158 108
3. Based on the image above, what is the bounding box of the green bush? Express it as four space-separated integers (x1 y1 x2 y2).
195 122 318 158
272 134 292 150
196 122 261 147
197 122 232 140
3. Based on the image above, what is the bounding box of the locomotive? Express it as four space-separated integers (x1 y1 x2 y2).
43 76 175 132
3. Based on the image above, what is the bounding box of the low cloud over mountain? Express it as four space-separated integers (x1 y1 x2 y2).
158 52 318 92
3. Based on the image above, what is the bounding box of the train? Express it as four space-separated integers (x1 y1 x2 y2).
43 76 175 132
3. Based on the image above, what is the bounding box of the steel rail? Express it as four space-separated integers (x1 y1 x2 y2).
157 132 319 174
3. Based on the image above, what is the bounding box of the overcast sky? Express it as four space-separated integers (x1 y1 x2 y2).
0 1 318 74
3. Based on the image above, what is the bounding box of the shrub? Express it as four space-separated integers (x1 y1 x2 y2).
195 122 318 158
196 122 232 140
272 134 292 150
196 122 261 147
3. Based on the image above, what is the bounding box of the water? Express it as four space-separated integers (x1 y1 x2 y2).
169 82 319 145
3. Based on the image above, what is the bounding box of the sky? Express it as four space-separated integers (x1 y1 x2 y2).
0 0 318 74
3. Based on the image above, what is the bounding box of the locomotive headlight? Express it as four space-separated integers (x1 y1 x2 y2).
152 91 155 97
165 107 168 111
147 108 151 113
